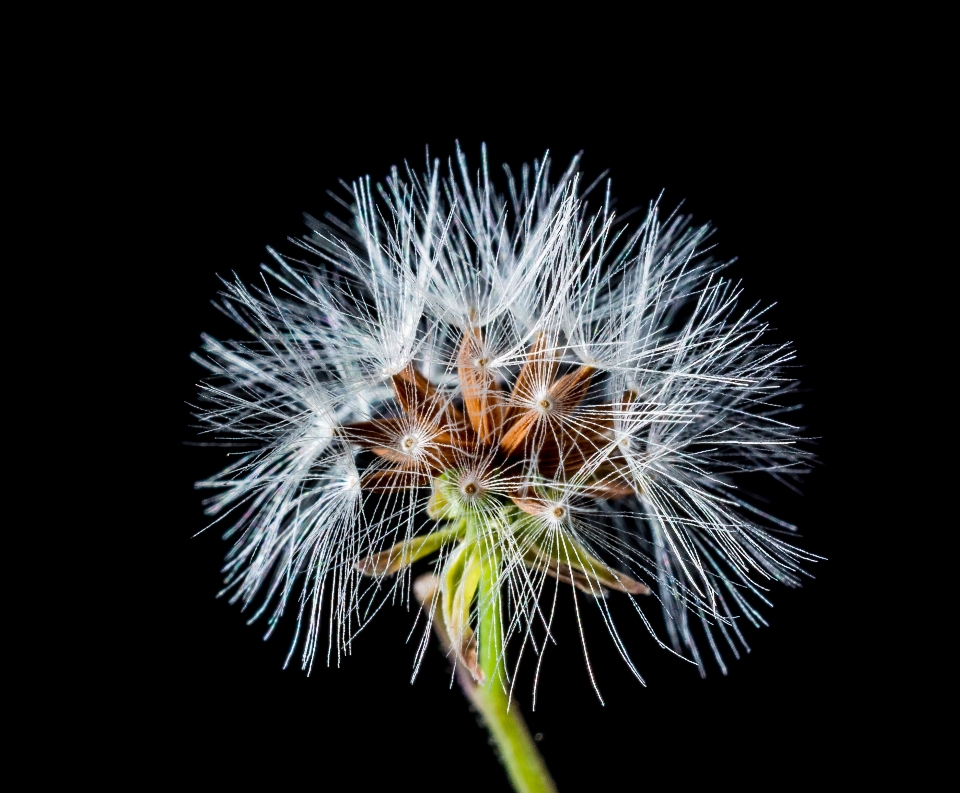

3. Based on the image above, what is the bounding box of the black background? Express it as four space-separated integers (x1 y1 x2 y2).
159 90 864 788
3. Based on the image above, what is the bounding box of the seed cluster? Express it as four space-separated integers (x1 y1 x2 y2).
344 329 635 509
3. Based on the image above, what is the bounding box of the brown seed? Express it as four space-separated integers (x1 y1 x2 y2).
458 328 505 443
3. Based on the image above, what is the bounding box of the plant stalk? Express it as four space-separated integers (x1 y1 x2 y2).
413 539 557 793
474 543 557 793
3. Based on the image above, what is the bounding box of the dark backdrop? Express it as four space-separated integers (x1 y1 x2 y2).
160 97 857 788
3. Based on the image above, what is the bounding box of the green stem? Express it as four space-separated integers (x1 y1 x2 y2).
472 536 557 793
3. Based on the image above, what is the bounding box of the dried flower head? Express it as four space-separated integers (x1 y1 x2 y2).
193 145 814 697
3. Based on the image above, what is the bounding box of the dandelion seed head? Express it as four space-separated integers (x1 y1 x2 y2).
193 143 814 687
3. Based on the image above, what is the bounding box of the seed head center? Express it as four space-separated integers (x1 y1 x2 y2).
462 481 478 496
551 506 565 519
539 398 552 410
401 435 418 450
